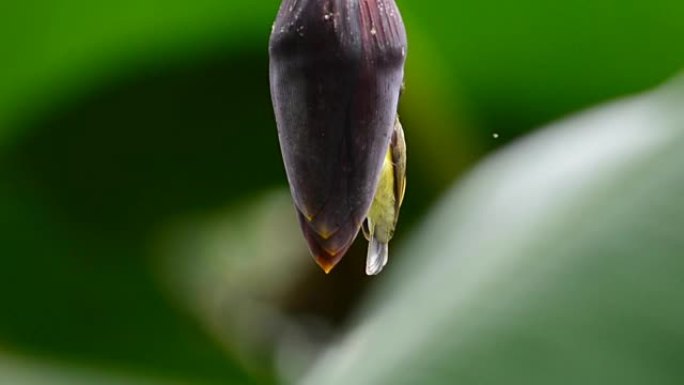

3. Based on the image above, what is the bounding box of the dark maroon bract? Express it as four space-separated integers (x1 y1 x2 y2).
269 0 407 273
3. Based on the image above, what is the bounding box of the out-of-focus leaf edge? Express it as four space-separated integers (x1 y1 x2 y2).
301 74 684 385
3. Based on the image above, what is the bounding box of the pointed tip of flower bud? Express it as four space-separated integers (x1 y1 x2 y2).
297 211 356 274
307 236 349 274
315 258 337 275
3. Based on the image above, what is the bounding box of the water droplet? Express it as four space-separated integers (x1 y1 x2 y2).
370 27 377 36
296 25 305 37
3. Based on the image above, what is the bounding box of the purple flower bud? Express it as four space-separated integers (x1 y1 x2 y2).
269 0 407 273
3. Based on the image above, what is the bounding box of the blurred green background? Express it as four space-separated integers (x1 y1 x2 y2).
1 1 683 384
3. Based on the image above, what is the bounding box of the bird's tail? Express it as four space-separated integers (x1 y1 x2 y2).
366 235 389 276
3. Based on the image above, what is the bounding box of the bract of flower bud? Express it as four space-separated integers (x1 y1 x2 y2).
269 0 407 273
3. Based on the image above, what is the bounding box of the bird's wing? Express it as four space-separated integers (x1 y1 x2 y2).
391 117 407 220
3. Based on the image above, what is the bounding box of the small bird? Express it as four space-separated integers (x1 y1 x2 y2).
363 117 407 275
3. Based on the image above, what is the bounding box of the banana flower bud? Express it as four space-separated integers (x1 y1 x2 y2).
269 0 407 273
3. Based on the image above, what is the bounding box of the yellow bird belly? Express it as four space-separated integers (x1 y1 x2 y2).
367 149 397 244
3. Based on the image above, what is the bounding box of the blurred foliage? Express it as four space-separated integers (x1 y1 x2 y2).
303 77 684 385
0 0 682 384
403 0 684 134
0 352 187 385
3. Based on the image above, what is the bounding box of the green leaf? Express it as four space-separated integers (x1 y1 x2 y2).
0 0 277 146
399 0 684 135
0 352 192 385
302 76 684 385
0 2 283 383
